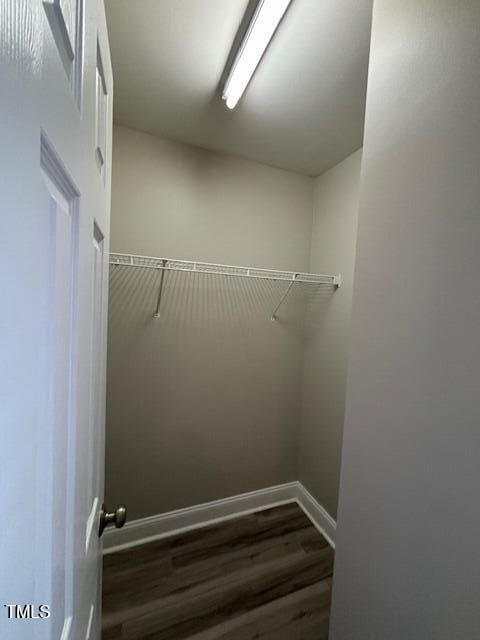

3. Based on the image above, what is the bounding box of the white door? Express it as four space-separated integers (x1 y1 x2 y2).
0 1 113 639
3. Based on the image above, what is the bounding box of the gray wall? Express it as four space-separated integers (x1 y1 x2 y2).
331 1 480 638
299 150 361 518
106 125 313 520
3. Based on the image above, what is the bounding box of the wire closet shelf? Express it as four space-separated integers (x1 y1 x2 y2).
109 252 341 321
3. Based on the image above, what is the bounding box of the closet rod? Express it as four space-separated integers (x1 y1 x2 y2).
109 253 341 285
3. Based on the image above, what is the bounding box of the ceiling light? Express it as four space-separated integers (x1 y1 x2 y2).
222 0 293 110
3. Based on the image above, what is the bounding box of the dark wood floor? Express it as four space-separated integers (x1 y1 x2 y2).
102 502 334 639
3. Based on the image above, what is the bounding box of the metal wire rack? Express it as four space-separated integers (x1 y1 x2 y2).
109 252 341 321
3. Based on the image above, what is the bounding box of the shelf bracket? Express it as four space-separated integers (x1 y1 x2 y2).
153 259 167 319
271 274 297 321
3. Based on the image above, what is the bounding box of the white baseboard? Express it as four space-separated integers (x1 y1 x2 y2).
295 483 336 548
103 481 336 554
103 482 298 553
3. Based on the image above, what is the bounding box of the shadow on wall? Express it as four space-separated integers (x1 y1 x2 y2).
107 265 337 343
106 265 337 518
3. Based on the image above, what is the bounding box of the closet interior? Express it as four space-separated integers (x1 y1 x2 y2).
104 130 362 529
102 0 371 637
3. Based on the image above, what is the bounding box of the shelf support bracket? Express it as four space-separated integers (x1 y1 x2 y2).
153 260 167 319
271 275 297 321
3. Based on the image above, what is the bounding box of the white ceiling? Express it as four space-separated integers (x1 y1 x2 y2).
105 0 372 176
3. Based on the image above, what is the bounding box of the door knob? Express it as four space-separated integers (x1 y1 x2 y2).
99 503 127 537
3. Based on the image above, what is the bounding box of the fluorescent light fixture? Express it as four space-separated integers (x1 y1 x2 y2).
223 0 292 109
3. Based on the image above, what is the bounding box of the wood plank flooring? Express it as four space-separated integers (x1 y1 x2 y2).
102 502 334 639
